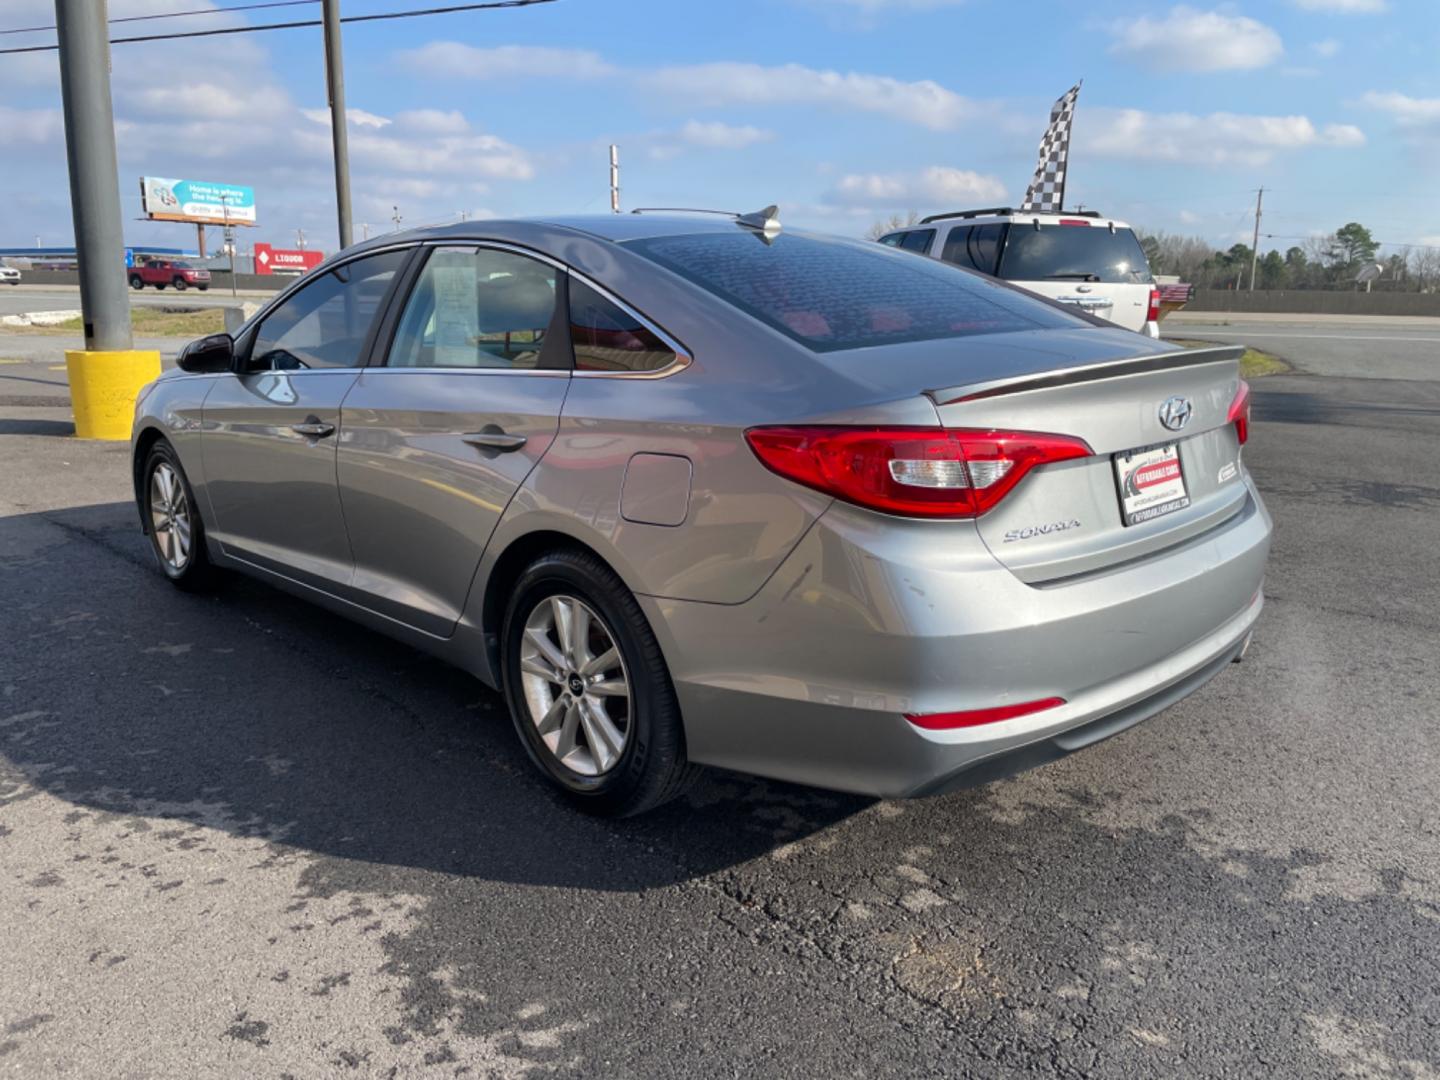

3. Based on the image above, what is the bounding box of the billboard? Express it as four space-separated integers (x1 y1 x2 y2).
140 177 256 226
254 242 323 276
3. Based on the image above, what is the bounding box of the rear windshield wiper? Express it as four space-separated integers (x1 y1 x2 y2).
1044 272 1101 281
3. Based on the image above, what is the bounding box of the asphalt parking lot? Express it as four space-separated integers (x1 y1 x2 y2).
2 315 1438 1077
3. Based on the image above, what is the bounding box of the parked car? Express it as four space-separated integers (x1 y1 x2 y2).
131 213 1270 816
0 265 20 285
129 259 210 292
879 208 1161 337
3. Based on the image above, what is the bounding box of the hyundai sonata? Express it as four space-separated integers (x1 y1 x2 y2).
132 211 1270 815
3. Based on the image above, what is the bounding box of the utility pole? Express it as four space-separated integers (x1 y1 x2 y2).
54 0 131 353
1248 186 1264 291
358 222 370 241
321 0 354 250
296 228 306 251
391 205 402 232
609 144 620 213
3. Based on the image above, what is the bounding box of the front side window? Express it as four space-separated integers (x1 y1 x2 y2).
569 279 676 373
998 225 1154 284
623 230 1082 353
387 247 558 370
251 248 407 370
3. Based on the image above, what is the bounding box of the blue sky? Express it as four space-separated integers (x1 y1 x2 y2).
1 0 1437 256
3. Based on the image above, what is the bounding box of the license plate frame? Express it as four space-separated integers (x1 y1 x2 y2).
1113 441 1190 527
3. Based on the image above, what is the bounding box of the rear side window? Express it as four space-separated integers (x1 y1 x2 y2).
251 248 406 370
878 233 904 247
569 279 677 373
622 231 1082 353
999 224 1153 285
940 227 972 268
898 229 935 255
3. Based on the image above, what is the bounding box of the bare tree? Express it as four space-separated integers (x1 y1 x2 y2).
1410 246 1440 293
865 211 920 241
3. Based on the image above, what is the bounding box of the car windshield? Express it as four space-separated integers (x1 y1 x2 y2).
999 224 1153 285
621 230 1085 352
172 261 193 269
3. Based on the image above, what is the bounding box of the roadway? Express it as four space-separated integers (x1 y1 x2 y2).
1 315 1438 1076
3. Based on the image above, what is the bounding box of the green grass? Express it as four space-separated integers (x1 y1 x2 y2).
1172 338 1290 379
5 307 226 338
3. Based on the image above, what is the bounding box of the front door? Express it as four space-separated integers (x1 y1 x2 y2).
201 248 410 589
336 245 570 636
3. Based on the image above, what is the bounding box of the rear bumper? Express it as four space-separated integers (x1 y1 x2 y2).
643 476 1271 798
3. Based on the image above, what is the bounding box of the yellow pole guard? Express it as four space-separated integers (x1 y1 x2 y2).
65 349 162 441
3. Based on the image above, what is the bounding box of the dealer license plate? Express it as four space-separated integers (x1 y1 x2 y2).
1113 442 1190 526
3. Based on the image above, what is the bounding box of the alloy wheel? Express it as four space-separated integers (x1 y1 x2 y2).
149 461 192 572
519 594 631 777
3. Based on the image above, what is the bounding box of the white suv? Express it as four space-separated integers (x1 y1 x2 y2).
879 208 1160 337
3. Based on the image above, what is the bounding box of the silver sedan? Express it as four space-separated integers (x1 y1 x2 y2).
132 212 1271 815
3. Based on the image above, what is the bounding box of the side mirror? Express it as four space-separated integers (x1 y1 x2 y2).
178 333 235 374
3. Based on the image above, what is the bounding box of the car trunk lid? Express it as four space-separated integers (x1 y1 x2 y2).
925 343 1247 583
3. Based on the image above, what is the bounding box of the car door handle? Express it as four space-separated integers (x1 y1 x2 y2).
291 419 335 438
461 431 527 452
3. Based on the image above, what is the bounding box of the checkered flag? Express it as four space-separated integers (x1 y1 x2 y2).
1021 82 1081 215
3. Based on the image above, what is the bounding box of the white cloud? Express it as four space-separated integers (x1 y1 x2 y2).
396 42 616 80
300 107 392 129
0 104 63 143
1108 6 1283 71
1310 39 1341 57
644 62 973 131
1290 0 1386 11
830 166 1005 207
677 120 775 149
1085 108 1365 166
1359 90 1440 127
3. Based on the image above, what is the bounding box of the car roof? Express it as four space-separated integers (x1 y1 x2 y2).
372 213 749 249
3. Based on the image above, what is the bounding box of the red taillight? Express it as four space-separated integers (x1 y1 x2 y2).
1227 380 1252 445
744 426 1092 519
1057 219 1091 227
905 696 1066 730
1147 286 1160 324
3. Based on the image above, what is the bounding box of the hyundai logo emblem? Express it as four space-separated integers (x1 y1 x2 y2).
1158 396 1193 432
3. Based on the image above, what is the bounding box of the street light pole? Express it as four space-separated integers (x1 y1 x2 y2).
321 0 354 250
54 0 131 352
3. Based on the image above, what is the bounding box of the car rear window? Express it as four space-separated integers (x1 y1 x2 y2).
999 224 1153 285
621 231 1083 352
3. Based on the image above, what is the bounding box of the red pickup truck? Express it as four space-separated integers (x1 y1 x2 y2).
128 259 210 292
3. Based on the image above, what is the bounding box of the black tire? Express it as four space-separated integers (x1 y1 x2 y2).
155 283 166 290
197 285 209 292
172 277 187 291
500 549 699 816
129 274 143 290
141 440 216 592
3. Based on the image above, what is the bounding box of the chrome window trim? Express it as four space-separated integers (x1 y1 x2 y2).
358 367 571 378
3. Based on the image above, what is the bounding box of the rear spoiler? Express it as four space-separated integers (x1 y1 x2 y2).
927 345 1244 407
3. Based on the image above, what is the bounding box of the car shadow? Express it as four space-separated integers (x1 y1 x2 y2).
2 500 873 894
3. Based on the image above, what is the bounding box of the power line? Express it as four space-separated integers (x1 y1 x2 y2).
1 1 317 36
0 0 557 54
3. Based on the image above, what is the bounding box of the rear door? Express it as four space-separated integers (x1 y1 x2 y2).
201 248 409 589
997 222 1152 331
335 245 570 636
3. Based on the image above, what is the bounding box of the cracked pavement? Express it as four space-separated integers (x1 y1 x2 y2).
2 324 1439 1077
